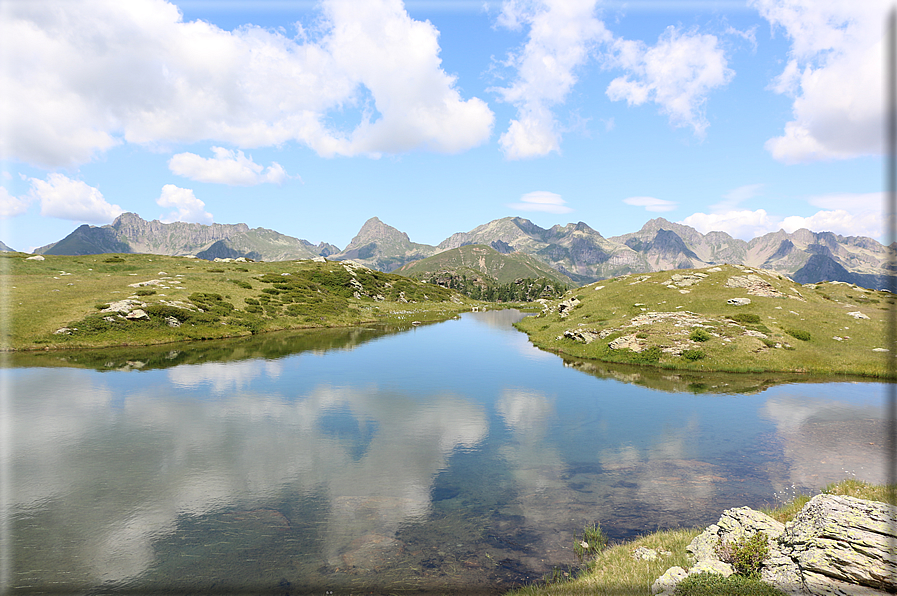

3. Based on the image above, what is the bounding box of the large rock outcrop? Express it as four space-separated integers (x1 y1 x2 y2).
654 494 897 595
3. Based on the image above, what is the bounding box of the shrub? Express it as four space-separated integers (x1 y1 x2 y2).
716 531 769 578
636 332 649 339
682 349 705 361
573 522 606 560
94 303 110 310
229 279 252 289
674 572 784 595
690 328 712 342
728 313 761 324
103 256 125 263
135 289 156 296
784 328 811 341
207 268 225 273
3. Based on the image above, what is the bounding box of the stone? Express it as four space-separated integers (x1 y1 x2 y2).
165 316 181 328
652 566 687 595
727 297 751 306
102 299 146 314
633 546 659 561
725 274 786 297
125 309 149 320
312 256 327 262
847 311 870 319
53 327 74 335
608 334 644 352
564 328 601 344
557 297 580 318
873 348 889 352
25 255 45 260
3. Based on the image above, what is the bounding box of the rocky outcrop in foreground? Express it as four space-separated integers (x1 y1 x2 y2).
653 494 896 595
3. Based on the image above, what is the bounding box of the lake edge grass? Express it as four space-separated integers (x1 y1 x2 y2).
504 479 896 596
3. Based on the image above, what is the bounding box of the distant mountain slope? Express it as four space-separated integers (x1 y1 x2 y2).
331 217 439 272
38 213 333 262
0 240 15 252
394 244 573 285
34 213 892 288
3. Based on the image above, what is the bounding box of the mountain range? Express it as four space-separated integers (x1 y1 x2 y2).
21 212 893 289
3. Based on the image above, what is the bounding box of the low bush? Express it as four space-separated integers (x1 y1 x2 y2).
674 572 784 595
135 289 156 296
728 313 761 324
690 328 712 342
716 531 769 577
229 279 252 289
784 328 811 341
682 349 705 361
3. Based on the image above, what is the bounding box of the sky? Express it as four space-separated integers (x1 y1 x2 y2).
0 0 889 253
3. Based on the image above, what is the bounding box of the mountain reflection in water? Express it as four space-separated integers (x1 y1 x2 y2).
3 310 888 594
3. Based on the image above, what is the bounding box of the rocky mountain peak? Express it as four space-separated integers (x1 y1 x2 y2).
346 217 410 251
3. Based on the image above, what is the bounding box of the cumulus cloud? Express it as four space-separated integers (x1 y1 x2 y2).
680 201 882 240
623 196 677 212
169 147 288 185
157 184 212 224
507 191 572 213
1 0 494 168
752 0 889 162
493 0 611 159
605 26 734 137
0 187 32 218
26 174 123 223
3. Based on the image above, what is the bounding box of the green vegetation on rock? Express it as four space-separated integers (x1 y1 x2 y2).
515 265 893 377
0 252 476 350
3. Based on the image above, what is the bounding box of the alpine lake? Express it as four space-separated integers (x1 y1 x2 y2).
2 310 889 595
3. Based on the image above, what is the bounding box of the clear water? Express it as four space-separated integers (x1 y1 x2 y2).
1 311 888 594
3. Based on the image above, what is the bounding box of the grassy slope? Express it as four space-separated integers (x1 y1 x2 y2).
395 244 573 285
516 264 893 377
505 480 895 596
0 252 479 350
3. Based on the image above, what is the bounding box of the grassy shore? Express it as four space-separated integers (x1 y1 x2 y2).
515 264 894 378
505 479 895 596
0 252 489 351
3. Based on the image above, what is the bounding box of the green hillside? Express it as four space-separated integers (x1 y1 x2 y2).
395 244 573 285
1 253 476 351
516 264 893 377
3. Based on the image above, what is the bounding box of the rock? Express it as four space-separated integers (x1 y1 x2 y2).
102 299 146 314
25 255 45 260
873 348 889 352
608 333 644 352
725 274 786 297
688 507 784 561
690 559 735 577
728 297 752 306
128 279 165 287
564 328 601 344
165 316 181 328
633 546 659 561
652 566 687 595
312 256 327 262
125 309 149 320
847 311 870 319
53 327 74 335
764 494 897 595
557 297 580 317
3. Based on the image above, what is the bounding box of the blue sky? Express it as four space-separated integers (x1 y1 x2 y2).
0 0 887 252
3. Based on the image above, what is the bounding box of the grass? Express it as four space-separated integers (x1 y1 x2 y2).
515 265 894 377
504 479 894 596
0 252 485 350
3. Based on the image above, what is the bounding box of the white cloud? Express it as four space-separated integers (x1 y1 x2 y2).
710 183 764 211
27 174 123 223
0 187 32 218
157 184 212 224
507 190 572 213
680 199 882 240
752 0 889 163
493 0 610 159
1 0 494 168
605 26 734 137
169 147 288 186
623 196 677 212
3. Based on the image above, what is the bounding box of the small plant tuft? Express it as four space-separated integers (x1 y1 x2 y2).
135 289 156 296
573 522 607 560
728 313 761 324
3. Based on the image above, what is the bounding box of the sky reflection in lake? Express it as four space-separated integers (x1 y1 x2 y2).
2 311 888 593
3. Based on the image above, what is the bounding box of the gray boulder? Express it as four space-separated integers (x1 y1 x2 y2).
763 494 897 595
